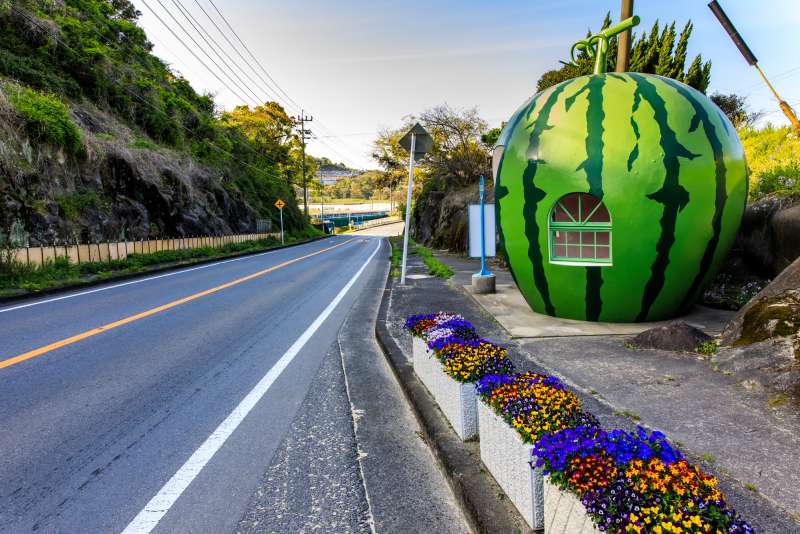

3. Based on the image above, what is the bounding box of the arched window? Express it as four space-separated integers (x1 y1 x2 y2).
549 193 612 265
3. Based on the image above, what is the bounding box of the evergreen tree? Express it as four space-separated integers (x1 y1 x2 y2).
537 15 712 93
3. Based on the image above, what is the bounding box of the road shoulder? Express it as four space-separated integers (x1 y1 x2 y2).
338 238 471 533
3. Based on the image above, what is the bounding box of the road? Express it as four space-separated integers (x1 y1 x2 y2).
0 232 466 534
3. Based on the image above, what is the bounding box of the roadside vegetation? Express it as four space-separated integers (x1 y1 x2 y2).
0 230 322 296
0 1 311 238
388 236 452 279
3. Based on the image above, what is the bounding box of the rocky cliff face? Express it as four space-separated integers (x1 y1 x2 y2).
0 98 291 246
412 184 493 254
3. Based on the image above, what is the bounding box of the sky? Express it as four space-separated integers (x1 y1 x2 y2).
131 0 800 170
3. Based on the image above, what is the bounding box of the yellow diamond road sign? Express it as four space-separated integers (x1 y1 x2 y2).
274 199 285 210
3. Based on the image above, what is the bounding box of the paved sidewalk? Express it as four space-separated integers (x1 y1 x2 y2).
385 246 800 533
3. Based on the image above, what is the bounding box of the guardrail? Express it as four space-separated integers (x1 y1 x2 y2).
12 232 281 267
351 216 402 230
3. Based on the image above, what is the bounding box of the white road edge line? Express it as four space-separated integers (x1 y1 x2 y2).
120 238 382 534
0 238 336 314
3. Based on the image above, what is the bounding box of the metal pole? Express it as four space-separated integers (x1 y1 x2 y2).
615 0 634 72
400 133 416 285
479 175 490 276
279 208 284 244
754 64 800 133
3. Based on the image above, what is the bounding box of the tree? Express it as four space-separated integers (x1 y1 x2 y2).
481 127 502 148
419 104 491 186
537 14 711 93
710 93 764 129
220 102 294 165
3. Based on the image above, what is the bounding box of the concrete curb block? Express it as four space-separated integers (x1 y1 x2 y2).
544 478 599 534
0 235 330 305
478 402 544 531
411 337 478 440
375 274 532 534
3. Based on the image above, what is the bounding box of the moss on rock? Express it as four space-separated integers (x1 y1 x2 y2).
733 290 800 347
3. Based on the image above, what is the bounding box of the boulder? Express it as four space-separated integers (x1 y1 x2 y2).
713 335 799 398
771 204 800 274
721 257 800 345
631 322 712 352
735 196 800 277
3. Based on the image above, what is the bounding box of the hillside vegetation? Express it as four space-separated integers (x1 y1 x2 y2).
0 0 309 246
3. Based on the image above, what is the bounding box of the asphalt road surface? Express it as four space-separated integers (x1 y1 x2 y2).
0 234 466 533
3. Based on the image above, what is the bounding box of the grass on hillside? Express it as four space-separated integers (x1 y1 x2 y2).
0 231 320 295
740 126 800 200
388 236 453 279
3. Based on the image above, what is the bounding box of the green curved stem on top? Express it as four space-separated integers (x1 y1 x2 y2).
570 16 640 75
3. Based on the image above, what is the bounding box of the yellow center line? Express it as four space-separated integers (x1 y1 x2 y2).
0 238 359 370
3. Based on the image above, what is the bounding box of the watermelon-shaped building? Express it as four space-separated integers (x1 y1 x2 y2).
493 20 747 323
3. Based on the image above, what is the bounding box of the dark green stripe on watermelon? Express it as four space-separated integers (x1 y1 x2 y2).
522 83 570 316
495 99 537 293
660 78 730 313
629 74 700 322
628 87 642 172
571 75 607 321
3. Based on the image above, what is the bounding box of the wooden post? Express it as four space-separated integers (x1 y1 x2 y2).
615 0 634 72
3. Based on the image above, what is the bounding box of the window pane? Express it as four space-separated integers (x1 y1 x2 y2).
587 202 611 223
580 194 600 222
597 246 610 259
596 231 610 245
580 232 595 245
552 204 572 222
561 194 580 220
566 245 580 258
566 231 580 244
581 245 595 258
553 245 566 257
553 231 566 244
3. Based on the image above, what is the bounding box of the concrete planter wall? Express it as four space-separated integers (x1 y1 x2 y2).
411 336 478 440
477 401 544 530
544 477 599 534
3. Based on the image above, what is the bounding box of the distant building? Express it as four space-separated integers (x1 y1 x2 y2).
317 168 360 185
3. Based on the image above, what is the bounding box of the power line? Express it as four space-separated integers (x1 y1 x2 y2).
206 0 303 113
198 0 370 167
137 2 308 171
12 7 301 189
144 0 259 107
191 0 295 113
170 0 274 107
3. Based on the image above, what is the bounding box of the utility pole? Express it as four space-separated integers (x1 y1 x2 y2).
292 111 313 217
709 0 800 133
615 0 634 72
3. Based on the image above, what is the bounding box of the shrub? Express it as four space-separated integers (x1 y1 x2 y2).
7 85 82 154
740 126 800 200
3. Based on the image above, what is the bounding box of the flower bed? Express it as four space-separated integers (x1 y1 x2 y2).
535 425 753 534
404 313 513 440
476 372 594 530
406 313 753 533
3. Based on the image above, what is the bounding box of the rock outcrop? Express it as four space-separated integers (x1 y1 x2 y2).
721 257 800 346
735 195 800 278
412 185 491 254
0 103 294 245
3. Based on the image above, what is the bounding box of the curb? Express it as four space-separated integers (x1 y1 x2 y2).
0 235 331 305
374 274 532 534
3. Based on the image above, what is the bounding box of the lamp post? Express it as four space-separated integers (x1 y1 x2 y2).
398 123 432 285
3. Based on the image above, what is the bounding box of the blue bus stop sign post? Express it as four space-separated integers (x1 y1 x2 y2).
471 175 496 294
478 175 491 277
